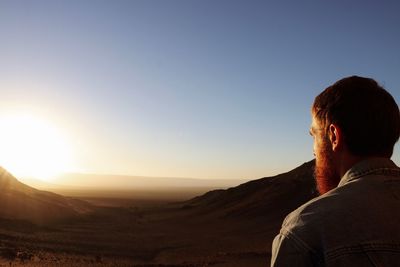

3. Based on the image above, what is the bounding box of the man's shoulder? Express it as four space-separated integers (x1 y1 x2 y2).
281 188 344 234
282 167 391 232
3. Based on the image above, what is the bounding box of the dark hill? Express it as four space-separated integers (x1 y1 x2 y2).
184 160 318 220
0 167 93 224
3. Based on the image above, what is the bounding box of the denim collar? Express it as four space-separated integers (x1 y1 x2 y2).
338 157 400 187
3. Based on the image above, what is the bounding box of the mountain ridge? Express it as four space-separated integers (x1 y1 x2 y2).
0 167 93 224
183 160 318 219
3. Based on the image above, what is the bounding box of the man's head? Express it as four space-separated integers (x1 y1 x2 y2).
310 76 400 194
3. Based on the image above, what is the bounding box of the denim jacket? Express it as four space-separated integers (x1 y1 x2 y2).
271 158 400 267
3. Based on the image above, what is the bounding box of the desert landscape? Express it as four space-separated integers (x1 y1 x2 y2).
0 161 317 266
2 1 399 266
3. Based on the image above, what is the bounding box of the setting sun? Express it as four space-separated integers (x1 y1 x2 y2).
0 112 74 182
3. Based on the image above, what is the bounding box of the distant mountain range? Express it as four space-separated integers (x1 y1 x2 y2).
0 167 93 224
23 173 249 191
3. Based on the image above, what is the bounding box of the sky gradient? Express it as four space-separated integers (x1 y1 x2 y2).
1 0 399 180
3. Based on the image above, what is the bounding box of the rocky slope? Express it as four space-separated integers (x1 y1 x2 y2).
0 167 93 224
184 160 318 220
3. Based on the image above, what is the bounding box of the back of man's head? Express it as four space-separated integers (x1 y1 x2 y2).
312 76 400 158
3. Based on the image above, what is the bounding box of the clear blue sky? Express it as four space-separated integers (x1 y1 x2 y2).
0 0 399 179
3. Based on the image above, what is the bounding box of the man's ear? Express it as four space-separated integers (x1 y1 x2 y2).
328 124 342 152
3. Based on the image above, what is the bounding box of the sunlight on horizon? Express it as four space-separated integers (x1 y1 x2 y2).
0 111 75 182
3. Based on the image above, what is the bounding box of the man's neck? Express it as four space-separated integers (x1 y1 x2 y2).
338 154 369 179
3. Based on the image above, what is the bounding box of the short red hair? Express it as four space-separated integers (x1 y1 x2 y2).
312 76 400 157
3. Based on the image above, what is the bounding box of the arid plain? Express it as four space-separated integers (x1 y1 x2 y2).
0 161 316 266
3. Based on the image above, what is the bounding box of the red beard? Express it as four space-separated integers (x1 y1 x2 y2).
314 137 341 195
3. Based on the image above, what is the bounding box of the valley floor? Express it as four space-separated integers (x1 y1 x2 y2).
0 196 273 267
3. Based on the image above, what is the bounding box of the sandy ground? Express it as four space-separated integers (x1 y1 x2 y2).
0 196 275 267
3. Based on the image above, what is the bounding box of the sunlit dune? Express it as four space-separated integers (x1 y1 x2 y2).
0 112 74 182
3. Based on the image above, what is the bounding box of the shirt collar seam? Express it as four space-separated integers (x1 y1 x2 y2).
341 167 400 185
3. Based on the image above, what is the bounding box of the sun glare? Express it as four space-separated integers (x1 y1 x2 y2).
0 113 74 182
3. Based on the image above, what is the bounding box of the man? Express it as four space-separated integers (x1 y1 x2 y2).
271 76 400 266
